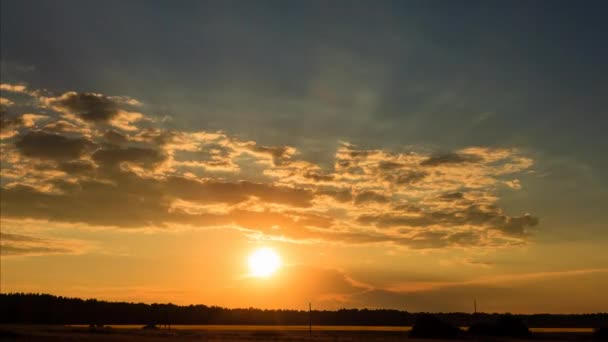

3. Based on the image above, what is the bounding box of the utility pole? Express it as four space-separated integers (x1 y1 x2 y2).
474 299 477 314
309 302 312 334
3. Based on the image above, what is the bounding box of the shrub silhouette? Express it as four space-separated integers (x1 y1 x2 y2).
468 314 530 338
87 324 111 334
409 314 462 339
593 326 608 341
468 322 496 335
0 329 20 338
142 324 159 330
496 314 531 338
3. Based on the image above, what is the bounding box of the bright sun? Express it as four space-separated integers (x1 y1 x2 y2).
248 248 281 277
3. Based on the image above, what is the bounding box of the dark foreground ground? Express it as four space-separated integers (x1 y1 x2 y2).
0 325 597 342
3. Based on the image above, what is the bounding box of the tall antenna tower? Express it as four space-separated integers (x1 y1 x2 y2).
474 299 477 314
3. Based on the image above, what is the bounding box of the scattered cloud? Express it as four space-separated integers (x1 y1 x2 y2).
0 84 539 249
0 83 29 94
40 91 146 131
1 113 47 139
1 97 15 106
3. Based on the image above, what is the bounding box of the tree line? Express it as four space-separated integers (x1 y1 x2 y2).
1 293 606 327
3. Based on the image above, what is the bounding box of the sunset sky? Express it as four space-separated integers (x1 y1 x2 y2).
1 1 607 313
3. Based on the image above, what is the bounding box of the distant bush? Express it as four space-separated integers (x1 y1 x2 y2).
468 322 496 335
142 324 159 330
409 314 462 339
593 326 608 341
87 324 112 333
468 314 530 338
496 314 531 338
0 329 20 338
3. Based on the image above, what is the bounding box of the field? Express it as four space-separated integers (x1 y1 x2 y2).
0 325 595 341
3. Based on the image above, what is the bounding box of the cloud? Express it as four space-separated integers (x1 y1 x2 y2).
0 83 30 94
0 97 14 106
354 190 390 205
420 152 483 166
92 146 166 169
43 92 118 122
15 131 95 161
0 113 47 139
0 232 89 257
41 91 145 131
0 84 539 249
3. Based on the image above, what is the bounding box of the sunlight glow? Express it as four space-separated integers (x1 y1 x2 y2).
248 248 281 277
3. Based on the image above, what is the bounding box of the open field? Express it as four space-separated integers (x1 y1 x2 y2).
0 325 596 341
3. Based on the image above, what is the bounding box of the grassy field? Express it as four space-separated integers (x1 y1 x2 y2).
0 325 595 341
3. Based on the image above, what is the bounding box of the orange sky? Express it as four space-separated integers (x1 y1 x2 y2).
1 1 608 314
2 82 607 313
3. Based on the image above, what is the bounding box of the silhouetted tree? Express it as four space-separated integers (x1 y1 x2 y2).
1 293 606 328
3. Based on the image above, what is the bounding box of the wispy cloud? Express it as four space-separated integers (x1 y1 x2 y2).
0 232 91 257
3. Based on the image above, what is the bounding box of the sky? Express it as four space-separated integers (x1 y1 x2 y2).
1 0 607 313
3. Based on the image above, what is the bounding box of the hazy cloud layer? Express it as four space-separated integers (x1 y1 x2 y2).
1 84 538 249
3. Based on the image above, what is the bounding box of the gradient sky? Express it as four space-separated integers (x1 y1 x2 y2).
1 0 607 313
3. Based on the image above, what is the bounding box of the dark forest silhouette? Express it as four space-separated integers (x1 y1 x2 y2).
1 293 606 327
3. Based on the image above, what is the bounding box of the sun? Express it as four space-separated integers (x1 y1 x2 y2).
248 247 281 277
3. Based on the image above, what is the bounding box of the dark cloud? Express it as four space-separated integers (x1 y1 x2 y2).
393 170 428 184
165 177 313 207
0 169 314 229
133 128 182 147
15 131 94 161
1 112 46 138
378 161 403 170
92 146 166 169
103 130 129 145
446 231 481 246
0 112 22 132
358 205 539 238
439 192 464 201
316 188 353 202
358 214 433 228
499 214 539 236
1 182 172 227
354 191 390 205
249 145 294 163
42 120 84 134
47 92 120 122
391 203 422 213
420 152 483 166
59 160 96 174
303 170 334 182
